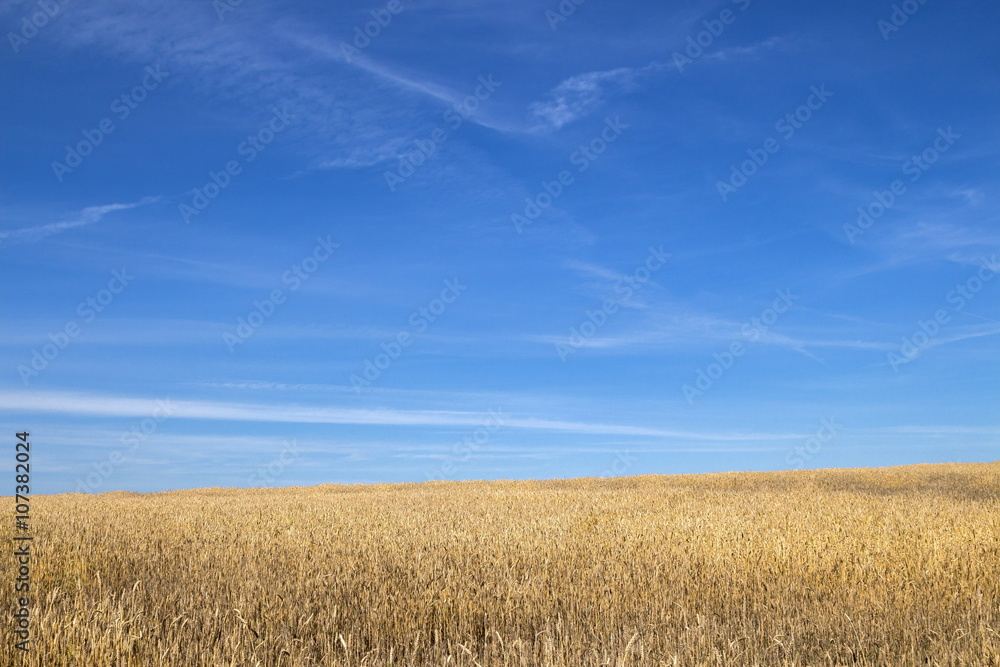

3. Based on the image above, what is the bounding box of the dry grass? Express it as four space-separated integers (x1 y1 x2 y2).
3 462 999 666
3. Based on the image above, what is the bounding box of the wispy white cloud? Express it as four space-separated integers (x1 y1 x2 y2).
530 306 895 355
563 260 630 282
0 318 460 347
282 29 465 105
875 324 1000 367
561 259 668 310
954 187 985 206
530 66 646 130
0 390 807 441
753 330 896 353
0 197 157 245
703 36 791 64
282 29 523 137
861 425 1000 436
39 2 432 170
528 35 791 131
840 212 999 280
889 221 1000 266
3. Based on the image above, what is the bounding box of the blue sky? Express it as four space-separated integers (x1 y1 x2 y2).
1 0 997 493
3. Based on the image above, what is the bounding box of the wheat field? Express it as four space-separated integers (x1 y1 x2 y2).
3 462 999 666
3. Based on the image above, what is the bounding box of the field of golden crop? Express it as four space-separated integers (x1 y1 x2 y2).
3 462 999 666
